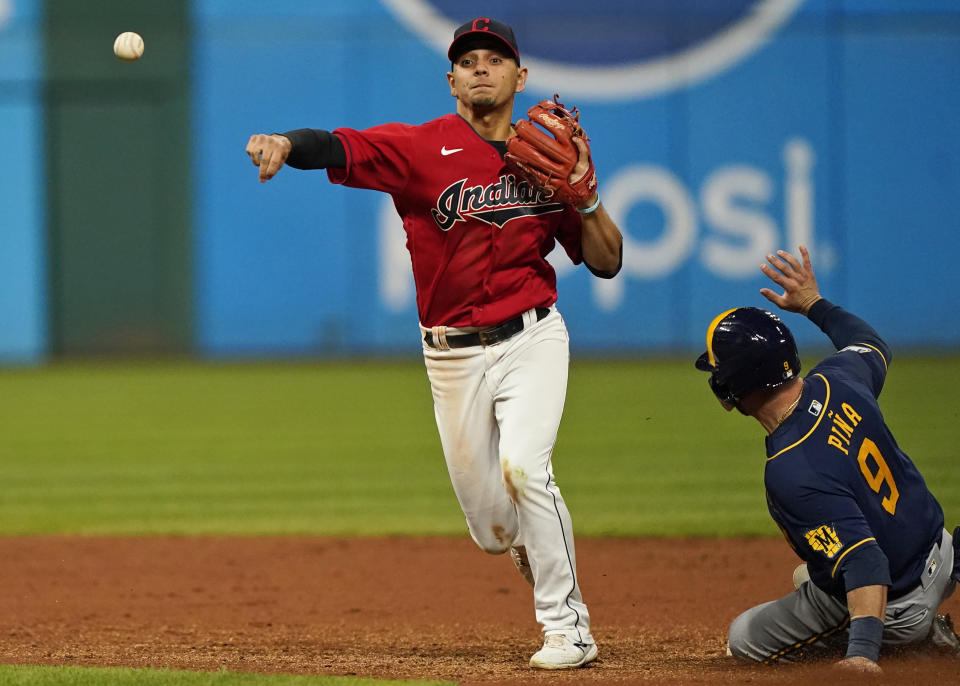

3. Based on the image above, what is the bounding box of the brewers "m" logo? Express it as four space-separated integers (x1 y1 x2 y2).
804 525 843 558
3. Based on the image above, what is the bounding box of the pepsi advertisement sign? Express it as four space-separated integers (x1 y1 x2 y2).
194 0 960 355
383 0 804 100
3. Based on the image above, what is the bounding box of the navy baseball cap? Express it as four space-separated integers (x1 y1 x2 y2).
448 17 520 64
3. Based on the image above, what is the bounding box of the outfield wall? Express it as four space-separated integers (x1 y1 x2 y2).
194 0 960 355
0 0 45 363
2 1 959 360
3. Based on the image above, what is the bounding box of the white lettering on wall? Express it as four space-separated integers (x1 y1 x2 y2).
700 166 776 278
785 138 815 254
594 166 697 310
379 197 412 312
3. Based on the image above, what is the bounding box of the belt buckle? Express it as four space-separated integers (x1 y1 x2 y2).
477 328 495 346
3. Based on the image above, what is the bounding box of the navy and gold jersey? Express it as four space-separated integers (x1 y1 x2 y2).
763 300 944 600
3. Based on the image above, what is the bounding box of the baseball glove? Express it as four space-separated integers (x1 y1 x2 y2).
504 94 597 206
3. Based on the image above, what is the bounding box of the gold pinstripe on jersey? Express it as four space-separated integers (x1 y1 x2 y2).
831 537 878 578
767 373 830 462
859 342 888 370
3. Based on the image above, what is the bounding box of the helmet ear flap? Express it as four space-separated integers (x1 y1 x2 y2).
699 350 739 409
708 374 737 410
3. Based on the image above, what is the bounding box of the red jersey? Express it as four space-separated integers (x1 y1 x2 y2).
327 114 584 328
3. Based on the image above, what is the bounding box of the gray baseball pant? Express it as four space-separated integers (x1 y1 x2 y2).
728 528 956 663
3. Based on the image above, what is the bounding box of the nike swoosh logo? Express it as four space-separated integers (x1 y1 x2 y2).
441 146 463 156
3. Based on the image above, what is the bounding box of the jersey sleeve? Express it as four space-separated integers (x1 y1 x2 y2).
282 129 347 169
553 206 584 265
326 123 415 195
807 298 890 397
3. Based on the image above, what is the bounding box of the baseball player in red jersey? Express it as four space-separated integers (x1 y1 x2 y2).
245 17 623 670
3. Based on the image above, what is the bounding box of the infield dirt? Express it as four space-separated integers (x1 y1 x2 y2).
0 536 957 685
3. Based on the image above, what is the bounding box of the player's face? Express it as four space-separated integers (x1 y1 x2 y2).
447 48 527 110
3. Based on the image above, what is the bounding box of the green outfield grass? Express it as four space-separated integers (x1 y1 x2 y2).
0 665 451 685
0 354 956 537
1 355 957 685
563 353 960 535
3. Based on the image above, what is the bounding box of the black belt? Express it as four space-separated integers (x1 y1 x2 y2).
424 307 550 349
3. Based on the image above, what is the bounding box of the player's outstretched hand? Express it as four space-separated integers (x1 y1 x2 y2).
834 656 883 676
759 245 822 315
245 133 292 182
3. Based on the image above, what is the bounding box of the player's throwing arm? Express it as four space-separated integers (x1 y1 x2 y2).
246 134 292 182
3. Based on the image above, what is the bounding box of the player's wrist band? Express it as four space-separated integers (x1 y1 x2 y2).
577 195 601 215
845 615 884 663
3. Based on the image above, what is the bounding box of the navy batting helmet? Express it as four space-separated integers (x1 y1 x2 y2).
695 307 801 408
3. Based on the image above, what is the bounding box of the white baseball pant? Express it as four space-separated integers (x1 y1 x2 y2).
421 307 593 645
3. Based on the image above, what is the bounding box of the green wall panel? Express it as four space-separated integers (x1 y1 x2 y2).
45 0 192 355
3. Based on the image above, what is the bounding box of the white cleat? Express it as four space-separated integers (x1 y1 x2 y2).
510 545 534 587
529 633 598 670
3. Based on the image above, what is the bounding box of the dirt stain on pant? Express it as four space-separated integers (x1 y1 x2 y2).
501 459 528 505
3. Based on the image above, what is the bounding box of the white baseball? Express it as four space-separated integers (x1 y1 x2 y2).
113 31 144 62
792 563 810 589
